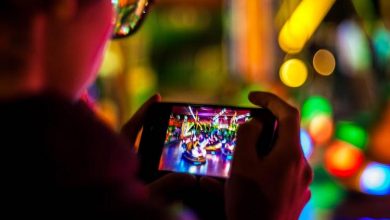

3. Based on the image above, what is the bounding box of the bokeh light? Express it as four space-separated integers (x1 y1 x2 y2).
310 174 345 210
302 96 332 122
301 129 314 159
335 122 368 150
360 162 390 195
308 114 334 145
278 0 336 53
95 99 119 129
325 140 365 178
279 59 308 87
370 104 390 164
299 200 315 220
313 49 336 76
99 42 124 78
372 25 390 68
336 20 372 73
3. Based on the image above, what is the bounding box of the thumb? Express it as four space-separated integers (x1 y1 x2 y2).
231 119 263 176
121 94 161 146
148 173 197 197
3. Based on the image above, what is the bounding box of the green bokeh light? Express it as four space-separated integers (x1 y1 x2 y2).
311 167 346 211
335 121 368 150
236 84 265 106
302 96 333 121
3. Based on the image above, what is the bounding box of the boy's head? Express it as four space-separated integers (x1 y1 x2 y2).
0 0 114 100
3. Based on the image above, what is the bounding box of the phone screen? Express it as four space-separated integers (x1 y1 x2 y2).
158 105 252 178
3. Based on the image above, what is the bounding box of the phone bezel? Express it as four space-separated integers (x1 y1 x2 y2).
137 102 276 183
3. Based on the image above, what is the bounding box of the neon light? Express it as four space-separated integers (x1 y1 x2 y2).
300 129 313 159
213 109 226 121
278 0 336 54
360 163 390 195
279 59 308 88
236 113 250 121
188 106 196 121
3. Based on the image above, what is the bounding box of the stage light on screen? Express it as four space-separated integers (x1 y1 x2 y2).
360 162 390 195
313 49 336 76
279 59 308 87
335 122 368 150
308 114 334 145
278 0 336 54
325 140 364 178
302 96 332 122
300 129 313 159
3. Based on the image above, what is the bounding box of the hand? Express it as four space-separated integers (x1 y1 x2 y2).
121 94 196 207
226 92 313 220
121 94 161 149
148 173 196 206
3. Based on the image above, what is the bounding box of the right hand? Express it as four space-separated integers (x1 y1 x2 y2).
226 92 312 220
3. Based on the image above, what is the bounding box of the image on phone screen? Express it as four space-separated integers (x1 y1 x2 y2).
158 105 252 178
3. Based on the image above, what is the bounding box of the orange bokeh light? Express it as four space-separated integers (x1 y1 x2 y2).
370 103 390 164
325 140 365 178
308 114 334 145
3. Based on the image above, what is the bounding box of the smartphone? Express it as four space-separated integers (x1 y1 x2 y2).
137 102 277 182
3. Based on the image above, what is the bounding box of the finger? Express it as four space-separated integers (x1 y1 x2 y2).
249 92 301 152
148 173 196 197
305 189 312 204
303 161 313 186
199 176 224 198
296 189 311 218
121 94 161 145
231 120 263 176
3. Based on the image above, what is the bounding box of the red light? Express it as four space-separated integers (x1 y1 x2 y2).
325 140 364 178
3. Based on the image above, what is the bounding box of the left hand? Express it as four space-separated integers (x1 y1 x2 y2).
121 94 197 206
121 94 161 148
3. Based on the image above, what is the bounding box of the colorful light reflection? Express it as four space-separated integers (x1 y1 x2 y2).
360 162 390 195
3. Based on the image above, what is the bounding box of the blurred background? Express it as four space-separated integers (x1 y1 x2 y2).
85 0 390 219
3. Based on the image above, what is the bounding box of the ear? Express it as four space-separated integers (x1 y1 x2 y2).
51 0 78 21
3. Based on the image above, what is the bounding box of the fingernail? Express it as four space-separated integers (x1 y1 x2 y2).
153 93 162 101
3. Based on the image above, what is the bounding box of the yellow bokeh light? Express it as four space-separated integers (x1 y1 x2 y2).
279 59 308 87
278 0 336 54
313 49 336 76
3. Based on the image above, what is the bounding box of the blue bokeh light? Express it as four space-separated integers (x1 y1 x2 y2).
300 129 313 159
360 162 390 195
